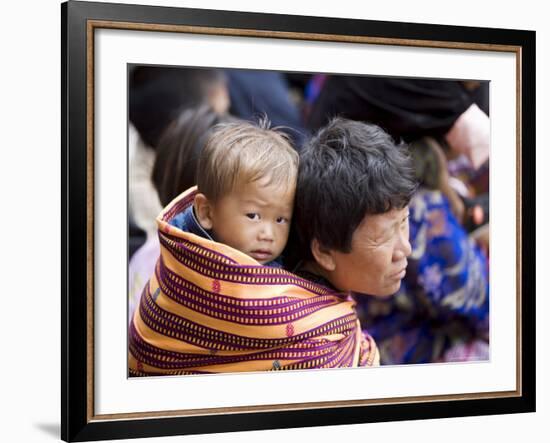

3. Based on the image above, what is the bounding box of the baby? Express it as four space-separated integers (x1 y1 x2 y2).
169 119 299 266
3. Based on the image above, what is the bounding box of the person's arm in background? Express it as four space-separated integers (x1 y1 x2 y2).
445 103 490 170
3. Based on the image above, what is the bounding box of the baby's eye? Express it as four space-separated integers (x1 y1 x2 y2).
276 217 288 224
246 213 260 221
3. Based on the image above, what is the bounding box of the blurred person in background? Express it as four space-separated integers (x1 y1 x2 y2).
224 69 308 147
307 76 490 171
128 106 233 322
128 66 229 247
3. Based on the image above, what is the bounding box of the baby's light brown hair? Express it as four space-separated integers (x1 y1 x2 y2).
197 118 299 201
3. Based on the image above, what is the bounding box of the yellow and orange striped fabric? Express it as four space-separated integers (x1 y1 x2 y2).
128 188 379 375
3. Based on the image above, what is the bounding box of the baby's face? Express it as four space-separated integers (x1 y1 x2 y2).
209 177 295 264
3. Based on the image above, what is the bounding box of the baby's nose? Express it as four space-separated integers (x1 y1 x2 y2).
259 223 275 241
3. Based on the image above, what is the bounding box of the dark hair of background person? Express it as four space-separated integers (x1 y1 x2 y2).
152 106 234 207
292 118 417 262
224 69 309 147
408 139 442 190
307 76 487 142
129 66 226 149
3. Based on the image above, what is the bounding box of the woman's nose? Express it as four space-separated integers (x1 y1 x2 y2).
393 230 412 260
402 234 412 257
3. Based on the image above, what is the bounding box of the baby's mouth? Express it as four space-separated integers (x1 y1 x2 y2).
250 250 273 261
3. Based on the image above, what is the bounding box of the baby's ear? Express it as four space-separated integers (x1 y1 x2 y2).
194 193 214 230
310 238 336 272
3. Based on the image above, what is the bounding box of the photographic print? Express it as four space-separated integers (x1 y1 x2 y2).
127 66 491 376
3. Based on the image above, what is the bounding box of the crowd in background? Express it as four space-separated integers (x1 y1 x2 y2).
128 65 490 366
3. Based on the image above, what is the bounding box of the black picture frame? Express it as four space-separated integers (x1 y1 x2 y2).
61 1 536 441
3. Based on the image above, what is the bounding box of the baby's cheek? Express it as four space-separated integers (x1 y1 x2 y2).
280 225 291 238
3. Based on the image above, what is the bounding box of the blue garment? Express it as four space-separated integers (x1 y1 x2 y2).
169 205 213 240
225 70 308 147
355 189 489 364
169 206 283 268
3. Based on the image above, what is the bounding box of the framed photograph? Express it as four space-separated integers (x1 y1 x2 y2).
62 0 535 441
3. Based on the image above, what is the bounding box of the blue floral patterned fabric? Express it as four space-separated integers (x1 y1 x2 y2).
355 189 489 364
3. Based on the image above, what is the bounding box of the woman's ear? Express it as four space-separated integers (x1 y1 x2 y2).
310 238 336 272
193 193 214 230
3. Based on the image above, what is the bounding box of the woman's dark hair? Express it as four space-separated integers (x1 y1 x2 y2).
129 66 226 148
152 106 234 207
294 117 417 260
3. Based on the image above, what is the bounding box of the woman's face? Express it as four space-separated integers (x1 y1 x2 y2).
325 207 411 297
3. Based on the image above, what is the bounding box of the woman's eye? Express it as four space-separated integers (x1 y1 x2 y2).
246 213 260 221
276 217 288 224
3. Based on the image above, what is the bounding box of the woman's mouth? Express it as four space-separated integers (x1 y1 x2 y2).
389 267 407 280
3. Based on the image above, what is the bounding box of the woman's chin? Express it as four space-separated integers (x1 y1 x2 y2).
371 280 402 298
